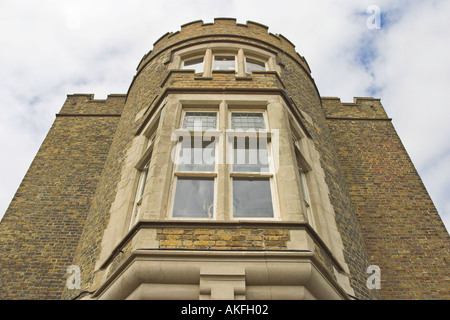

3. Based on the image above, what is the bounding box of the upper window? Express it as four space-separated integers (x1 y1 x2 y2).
182 57 204 73
245 57 266 73
178 47 271 76
213 55 236 71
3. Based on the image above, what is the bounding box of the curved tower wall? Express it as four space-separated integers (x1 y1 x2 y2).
60 18 377 300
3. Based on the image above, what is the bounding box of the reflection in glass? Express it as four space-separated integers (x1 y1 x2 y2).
213 55 236 71
178 137 216 172
233 178 273 218
183 112 217 130
245 58 266 73
182 57 204 73
231 113 265 130
232 137 269 173
173 178 214 218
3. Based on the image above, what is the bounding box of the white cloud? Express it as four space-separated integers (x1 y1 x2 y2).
0 0 448 234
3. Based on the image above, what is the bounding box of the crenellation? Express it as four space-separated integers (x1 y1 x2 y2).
322 96 389 119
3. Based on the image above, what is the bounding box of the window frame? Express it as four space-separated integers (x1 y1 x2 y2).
169 108 220 220
212 54 237 71
291 129 316 229
181 55 205 74
128 124 159 230
227 109 279 220
244 56 267 73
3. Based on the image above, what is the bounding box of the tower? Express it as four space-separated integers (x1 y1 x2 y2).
0 18 448 300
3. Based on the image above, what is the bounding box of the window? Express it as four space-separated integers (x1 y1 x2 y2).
292 134 315 228
182 57 204 73
129 159 150 229
171 111 218 219
213 55 236 71
129 122 159 230
183 112 217 130
231 112 265 130
229 111 275 219
178 137 216 172
172 177 214 218
233 178 273 218
170 107 277 221
232 137 269 173
245 57 266 73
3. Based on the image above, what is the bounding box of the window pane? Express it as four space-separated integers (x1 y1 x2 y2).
172 178 214 218
233 178 274 218
246 58 266 73
182 57 204 73
231 113 265 130
183 112 217 130
298 165 310 203
178 137 215 172
233 137 269 173
137 162 150 200
213 55 236 71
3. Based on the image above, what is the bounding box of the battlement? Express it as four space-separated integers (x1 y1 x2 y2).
59 93 126 115
321 96 389 119
138 18 309 73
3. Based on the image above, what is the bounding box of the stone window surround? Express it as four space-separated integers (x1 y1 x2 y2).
103 94 341 255
167 42 281 78
94 92 353 298
167 107 280 222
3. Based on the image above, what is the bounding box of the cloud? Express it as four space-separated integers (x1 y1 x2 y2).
0 0 448 234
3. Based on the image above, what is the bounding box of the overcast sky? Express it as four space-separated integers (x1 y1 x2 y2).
0 0 449 232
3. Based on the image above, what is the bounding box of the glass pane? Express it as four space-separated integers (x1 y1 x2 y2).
137 162 150 200
298 165 310 203
178 137 215 172
233 137 269 173
231 113 265 130
246 58 266 73
182 57 204 73
183 112 217 130
213 55 236 70
233 178 274 218
172 178 214 218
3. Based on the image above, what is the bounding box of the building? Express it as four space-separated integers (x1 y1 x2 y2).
0 18 449 300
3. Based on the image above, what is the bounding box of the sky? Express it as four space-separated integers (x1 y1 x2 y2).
0 0 449 232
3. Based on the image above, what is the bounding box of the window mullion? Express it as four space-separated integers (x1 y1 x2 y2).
204 49 212 77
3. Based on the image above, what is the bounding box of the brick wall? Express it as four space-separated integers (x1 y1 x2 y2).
0 95 124 299
323 97 450 299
